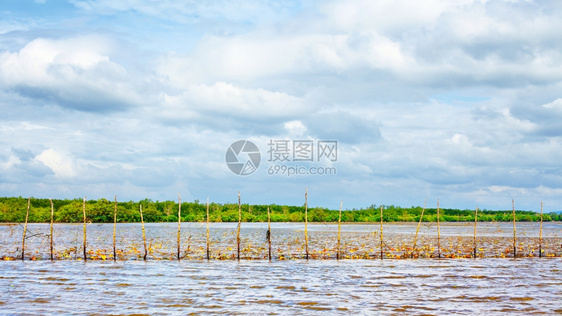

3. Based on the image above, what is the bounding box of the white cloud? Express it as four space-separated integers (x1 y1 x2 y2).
1 0 562 210
1 154 21 170
35 149 78 178
160 82 308 123
1 36 111 81
284 120 307 137
0 36 143 111
542 98 562 110
159 32 413 88
155 0 562 103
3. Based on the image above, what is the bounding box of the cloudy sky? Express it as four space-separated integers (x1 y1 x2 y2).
1 0 561 211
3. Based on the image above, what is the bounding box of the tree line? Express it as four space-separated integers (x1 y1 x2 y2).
0 196 560 223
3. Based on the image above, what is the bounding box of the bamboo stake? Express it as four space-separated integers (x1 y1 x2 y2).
177 193 181 260
50 198 54 261
380 205 384 260
267 206 272 261
304 187 309 260
539 201 543 258
237 192 241 261
113 196 117 261
412 199 427 258
83 196 87 261
512 199 516 258
140 204 147 260
437 199 441 259
206 197 210 261
473 206 478 259
21 197 30 261
336 200 343 260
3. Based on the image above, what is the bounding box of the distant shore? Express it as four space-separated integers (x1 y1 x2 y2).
1 197 560 223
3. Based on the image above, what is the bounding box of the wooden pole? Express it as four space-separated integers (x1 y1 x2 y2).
83 196 87 261
237 192 241 261
113 196 117 261
177 193 181 260
412 199 426 258
140 204 147 260
206 197 210 261
473 206 478 259
50 198 54 261
21 197 30 261
437 199 441 259
304 188 309 260
337 200 342 260
512 199 516 258
267 206 272 261
380 205 384 260
539 201 543 258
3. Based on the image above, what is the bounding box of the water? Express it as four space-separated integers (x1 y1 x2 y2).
1 259 561 315
1 222 561 314
1 222 560 260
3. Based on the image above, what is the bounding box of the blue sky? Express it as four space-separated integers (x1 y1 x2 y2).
1 0 562 211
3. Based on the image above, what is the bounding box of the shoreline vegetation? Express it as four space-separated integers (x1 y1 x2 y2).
1 196 560 223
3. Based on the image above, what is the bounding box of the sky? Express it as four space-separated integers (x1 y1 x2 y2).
1 0 561 211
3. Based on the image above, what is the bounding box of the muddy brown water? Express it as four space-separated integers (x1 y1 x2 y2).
1 259 561 314
1 222 561 314
1 222 560 260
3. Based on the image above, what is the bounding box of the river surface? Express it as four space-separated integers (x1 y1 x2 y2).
1 259 561 315
1 222 561 315
1 222 560 260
